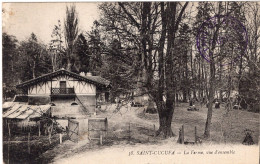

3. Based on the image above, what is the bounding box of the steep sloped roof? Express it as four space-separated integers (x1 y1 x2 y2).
16 69 111 89
85 76 110 86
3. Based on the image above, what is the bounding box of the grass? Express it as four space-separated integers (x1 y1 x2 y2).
138 102 259 144
101 102 259 144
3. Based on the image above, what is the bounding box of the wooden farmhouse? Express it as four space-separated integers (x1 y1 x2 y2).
15 68 111 118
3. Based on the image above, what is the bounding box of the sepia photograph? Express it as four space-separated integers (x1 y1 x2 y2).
2 2 259 164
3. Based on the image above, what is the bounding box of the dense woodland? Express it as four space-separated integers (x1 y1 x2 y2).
3 2 260 138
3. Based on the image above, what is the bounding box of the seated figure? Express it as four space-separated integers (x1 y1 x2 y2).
215 101 220 109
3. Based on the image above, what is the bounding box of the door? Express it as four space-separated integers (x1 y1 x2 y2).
60 81 66 94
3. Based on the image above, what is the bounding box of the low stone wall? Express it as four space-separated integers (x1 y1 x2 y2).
51 106 86 118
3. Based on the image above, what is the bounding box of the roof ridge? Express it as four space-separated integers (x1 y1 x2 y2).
16 69 110 88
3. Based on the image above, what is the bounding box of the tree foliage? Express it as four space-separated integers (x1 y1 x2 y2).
49 20 65 71
18 33 52 81
64 5 79 71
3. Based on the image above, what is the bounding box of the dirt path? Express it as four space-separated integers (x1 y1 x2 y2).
41 104 158 162
53 142 259 164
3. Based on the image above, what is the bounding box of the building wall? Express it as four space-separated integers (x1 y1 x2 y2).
27 93 96 116
26 74 98 117
47 96 96 117
28 75 96 96
76 95 96 114
51 106 85 118
28 81 51 95
50 98 88 118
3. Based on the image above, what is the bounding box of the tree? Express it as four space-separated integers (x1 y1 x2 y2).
73 33 90 73
99 2 189 138
3 33 18 86
2 33 19 99
87 22 104 74
196 2 248 138
64 5 79 71
155 2 189 137
18 33 52 81
49 20 65 71
175 23 192 102
239 2 260 112
103 39 137 101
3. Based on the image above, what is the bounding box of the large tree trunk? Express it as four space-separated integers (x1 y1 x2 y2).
183 90 187 102
159 2 176 138
204 59 215 138
146 99 157 113
156 101 174 138
198 58 201 101
151 2 188 139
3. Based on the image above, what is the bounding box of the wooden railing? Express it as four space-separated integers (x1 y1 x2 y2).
51 88 75 95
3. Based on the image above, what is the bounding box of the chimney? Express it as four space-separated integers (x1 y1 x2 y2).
79 72 86 77
86 72 92 76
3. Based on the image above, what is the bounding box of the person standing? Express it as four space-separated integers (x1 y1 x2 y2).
189 99 193 106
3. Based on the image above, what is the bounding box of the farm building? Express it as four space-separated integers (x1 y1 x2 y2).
3 69 110 139
2 102 51 135
15 68 111 118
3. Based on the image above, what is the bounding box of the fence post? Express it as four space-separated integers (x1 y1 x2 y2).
8 137 10 164
105 118 108 136
48 122 53 144
181 125 184 144
60 133 63 144
100 134 103 145
8 122 11 138
195 126 197 143
153 124 156 137
38 121 41 137
28 132 30 154
129 123 131 142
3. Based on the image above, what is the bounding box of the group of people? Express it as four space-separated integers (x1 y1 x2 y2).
188 98 221 111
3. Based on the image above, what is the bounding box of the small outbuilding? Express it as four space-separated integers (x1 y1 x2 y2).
3 104 51 134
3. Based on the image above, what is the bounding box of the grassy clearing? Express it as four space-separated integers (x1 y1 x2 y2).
137 102 259 144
